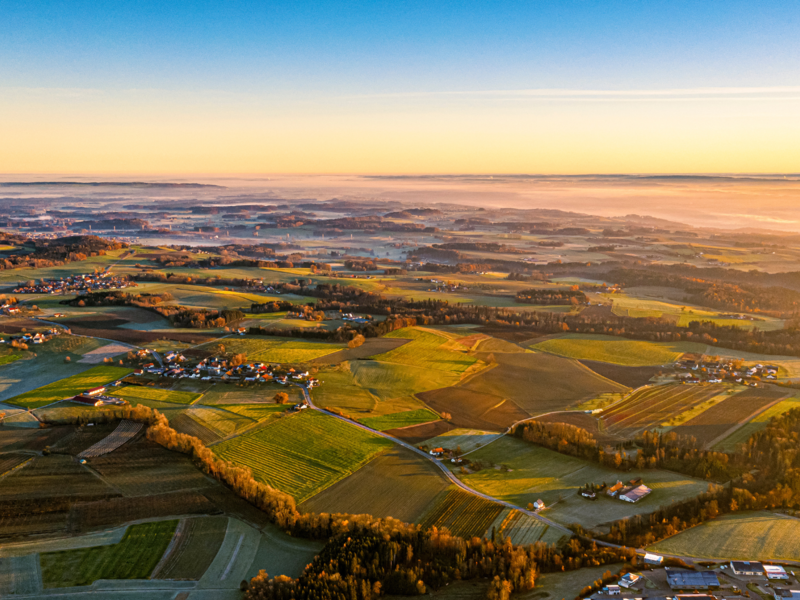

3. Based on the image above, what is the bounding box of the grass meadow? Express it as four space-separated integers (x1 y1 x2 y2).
529 334 699 366
649 512 800 560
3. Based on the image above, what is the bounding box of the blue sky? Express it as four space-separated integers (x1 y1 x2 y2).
1 1 798 173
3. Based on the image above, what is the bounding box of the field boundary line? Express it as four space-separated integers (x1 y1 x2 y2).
0 456 34 481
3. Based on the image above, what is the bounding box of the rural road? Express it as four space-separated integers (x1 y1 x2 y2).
294 384 577 539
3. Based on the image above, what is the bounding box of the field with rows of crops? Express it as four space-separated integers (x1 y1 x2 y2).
212 410 393 501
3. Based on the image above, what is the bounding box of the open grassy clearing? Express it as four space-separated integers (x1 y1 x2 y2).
213 409 393 501
0 352 22 366
422 429 504 454
5 365 131 408
115 385 201 405
529 333 697 366
153 516 228 580
418 488 504 539
40 519 178 588
715 392 800 452
359 408 440 431
648 512 800 561
205 336 344 363
458 436 709 530
301 447 451 522
373 328 479 374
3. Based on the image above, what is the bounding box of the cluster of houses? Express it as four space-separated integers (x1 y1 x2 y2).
579 479 652 503
139 354 320 388
597 559 798 599
12 273 133 295
0 328 61 346
0 299 20 316
71 385 128 407
676 357 779 384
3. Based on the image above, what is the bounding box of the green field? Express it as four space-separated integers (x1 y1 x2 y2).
115 385 201 405
649 512 800 560
213 409 393 501
187 405 257 436
360 408 440 431
530 334 699 366
458 436 709 529
424 429 503 453
312 360 454 416
5 365 132 408
0 353 22 367
206 336 344 363
40 520 177 587
373 328 479 373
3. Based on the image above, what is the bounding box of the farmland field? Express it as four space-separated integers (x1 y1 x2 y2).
418 488 504 539
204 336 344 363
459 436 708 530
715 392 800 452
186 405 257 437
360 408 440 431
4 364 131 408
78 419 142 458
170 412 222 444
670 385 789 447
301 447 451 522
461 350 627 415
422 429 503 454
600 383 732 438
201 384 303 405
213 410 393 501
40 519 178 587
649 511 800 560
385 420 456 444
0 554 41 595
495 510 567 546
0 454 116 502
372 328 479 374
529 334 698 366
418 386 529 431
153 516 229 580
115 385 201 405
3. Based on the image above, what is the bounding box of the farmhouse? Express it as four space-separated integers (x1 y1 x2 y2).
429 447 444 457
619 573 642 588
665 568 720 590
607 481 624 497
730 560 765 576
84 386 106 397
533 499 545 510
619 484 652 503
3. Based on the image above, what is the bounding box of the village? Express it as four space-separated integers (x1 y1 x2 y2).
675 355 779 385
11 272 135 295
585 557 800 600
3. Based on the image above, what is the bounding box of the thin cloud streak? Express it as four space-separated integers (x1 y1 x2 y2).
341 86 800 101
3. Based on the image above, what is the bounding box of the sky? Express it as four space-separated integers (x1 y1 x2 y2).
1 1 799 174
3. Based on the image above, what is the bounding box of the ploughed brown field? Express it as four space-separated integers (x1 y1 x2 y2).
579 360 661 388
670 386 790 448
384 420 455 444
600 383 722 439
418 387 529 431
